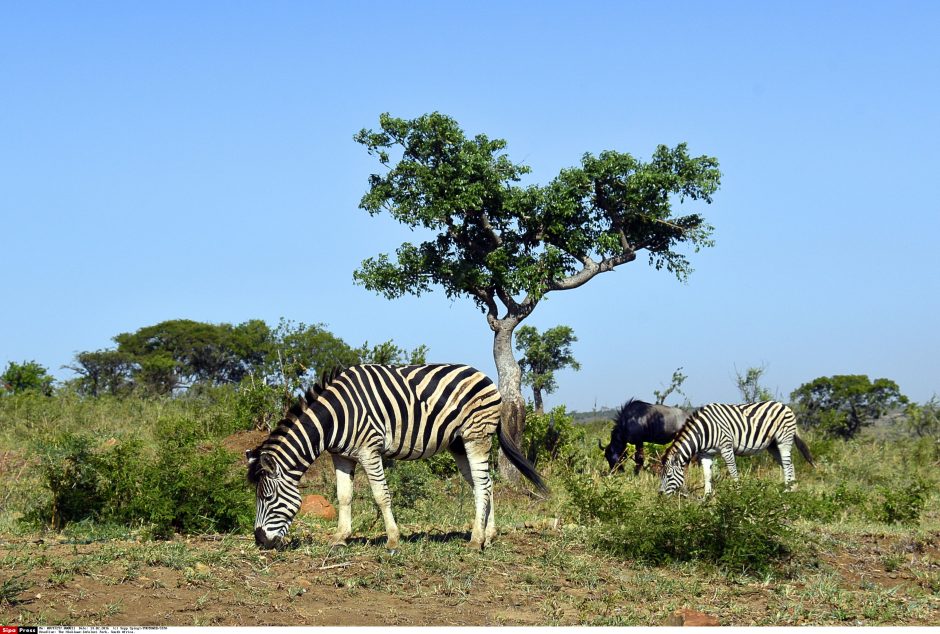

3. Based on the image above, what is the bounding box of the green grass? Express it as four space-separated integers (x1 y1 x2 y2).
1 392 939 625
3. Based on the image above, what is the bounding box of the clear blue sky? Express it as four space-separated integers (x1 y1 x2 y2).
2 1 938 411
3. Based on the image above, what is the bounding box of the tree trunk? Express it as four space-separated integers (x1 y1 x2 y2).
533 387 544 416
491 318 526 481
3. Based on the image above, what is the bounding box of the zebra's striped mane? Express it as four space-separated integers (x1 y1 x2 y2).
277 366 348 423
660 407 703 464
248 366 350 479
313 366 345 394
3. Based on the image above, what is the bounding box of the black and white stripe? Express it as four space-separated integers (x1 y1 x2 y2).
659 400 814 495
246 363 547 550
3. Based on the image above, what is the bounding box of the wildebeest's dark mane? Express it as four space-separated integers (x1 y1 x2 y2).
613 398 655 424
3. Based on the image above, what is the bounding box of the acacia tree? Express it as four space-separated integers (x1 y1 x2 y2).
790 375 908 439
353 112 720 474
66 350 136 397
515 325 580 415
114 319 273 392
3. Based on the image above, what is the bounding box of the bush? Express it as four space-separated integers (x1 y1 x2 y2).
29 433 104 529
877 477 931 525
25 418 254 537
385 459 436 510
522 406 585 468
1 360 54 396
564 473 802 576
229 378 286 432
782 475 932 526
904 397 940 440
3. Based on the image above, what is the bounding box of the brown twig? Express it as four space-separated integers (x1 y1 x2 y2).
317 561 354 571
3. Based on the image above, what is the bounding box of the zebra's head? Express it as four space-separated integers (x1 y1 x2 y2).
658 453 686 495
246 448 302 549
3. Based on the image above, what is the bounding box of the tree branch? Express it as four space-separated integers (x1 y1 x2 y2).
549 251 637 292
495 286 523 317
472 286 499 326
479 211 503 247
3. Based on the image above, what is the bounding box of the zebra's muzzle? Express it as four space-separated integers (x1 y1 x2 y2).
254 527 279 549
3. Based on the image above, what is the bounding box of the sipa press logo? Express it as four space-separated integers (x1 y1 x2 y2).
3 628 37 634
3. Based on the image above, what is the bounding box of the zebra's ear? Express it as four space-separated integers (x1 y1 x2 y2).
245 449 258 464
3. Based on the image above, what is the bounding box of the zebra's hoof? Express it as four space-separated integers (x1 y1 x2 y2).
466 540 485 552
386 548 399 556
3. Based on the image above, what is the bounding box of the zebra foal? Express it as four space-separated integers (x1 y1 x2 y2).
659 400 814 496
246 363 547 551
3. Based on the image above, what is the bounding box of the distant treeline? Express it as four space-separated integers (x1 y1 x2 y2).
5 318 427 398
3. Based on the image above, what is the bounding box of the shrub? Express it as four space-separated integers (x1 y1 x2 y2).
28 432 104 528
229 378 286 432
424 450 460 478
25 419 254 537
384 459 436 510
785 480 869 522
522 405 584 468
877 477 931 525
904 397 940 440
790 375 908 440
564 473 802 576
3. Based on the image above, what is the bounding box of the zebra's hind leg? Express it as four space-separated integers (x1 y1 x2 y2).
776 441 796 488
719 445 739 487
330 454 357 547
460 437 495 550
357 449 401 551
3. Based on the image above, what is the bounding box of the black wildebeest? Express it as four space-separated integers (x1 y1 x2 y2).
600 399 689 474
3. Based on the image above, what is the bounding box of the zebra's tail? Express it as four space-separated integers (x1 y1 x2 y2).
497 423 550 494
794 433 815 467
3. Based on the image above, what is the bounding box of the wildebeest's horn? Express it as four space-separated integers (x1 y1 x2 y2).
596 439 604 450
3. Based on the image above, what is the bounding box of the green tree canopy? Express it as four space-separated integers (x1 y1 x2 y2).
790 374 909 439
1 360 54 396
515 325 580 414
69 318 429 397
268 319 362 392
114 319 273 393
354 113 719 310
357 340 429 366
66 349 136 397
353 112 720 460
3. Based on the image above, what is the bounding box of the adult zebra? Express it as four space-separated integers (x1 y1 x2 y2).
659 400 814 495
246 363 548 551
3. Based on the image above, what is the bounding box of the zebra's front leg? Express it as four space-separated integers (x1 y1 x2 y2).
699 455 714 496
462 437 495 550
357 450 400 551
330 454 356 547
